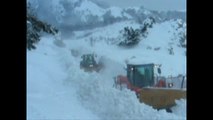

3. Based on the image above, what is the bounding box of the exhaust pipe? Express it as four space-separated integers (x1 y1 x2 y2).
181 75 185 89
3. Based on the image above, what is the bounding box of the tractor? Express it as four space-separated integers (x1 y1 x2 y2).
114 63 186 112
80 54 103 72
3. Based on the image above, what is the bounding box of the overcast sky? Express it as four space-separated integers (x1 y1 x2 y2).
103 0 186 11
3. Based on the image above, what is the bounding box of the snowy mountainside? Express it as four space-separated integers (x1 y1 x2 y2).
70 19 186 77
27 18 186 119
74 0 105 22
27 0 186 32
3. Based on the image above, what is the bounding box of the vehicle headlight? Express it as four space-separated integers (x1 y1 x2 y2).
168 83 173 88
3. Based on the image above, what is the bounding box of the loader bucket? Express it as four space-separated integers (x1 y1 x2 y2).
138 88 186 109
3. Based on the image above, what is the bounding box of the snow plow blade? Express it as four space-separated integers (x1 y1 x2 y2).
138 88 186 109
80 65 102 72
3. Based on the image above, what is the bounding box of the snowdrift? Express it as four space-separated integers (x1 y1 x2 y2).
27 12 186 119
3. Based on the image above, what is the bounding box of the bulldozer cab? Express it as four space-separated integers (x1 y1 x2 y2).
127 64 155 88
80 54 97 67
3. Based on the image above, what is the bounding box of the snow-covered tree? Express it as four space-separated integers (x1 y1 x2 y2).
118 27 140 47
172 19 186 48
27 2 58 50
139 17 155 38
168 47 174 55
143 17 155 28
179 33 186 48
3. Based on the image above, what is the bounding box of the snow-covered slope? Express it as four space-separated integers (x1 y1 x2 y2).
27 0 186 32
27 37 99 119
74 0 105 22
71 19 186 76
27 17 186 119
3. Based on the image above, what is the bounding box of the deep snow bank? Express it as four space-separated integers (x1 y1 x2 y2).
27 36 99 119
60 39 186 120
63 55 186 120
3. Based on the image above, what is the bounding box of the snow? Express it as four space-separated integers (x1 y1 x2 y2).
27 36 99 119
75 0 106 17
172 99 187 117
65 69 185 119
74 20 140 41
125 6 152 16
72 20 186 77
107 6 123 18
27 20 186 119
27 1 186 119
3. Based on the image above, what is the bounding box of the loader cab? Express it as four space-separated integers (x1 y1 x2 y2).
127 64 155 88
80 54 97 67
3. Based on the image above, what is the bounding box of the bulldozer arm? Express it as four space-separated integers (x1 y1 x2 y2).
138 88 186 109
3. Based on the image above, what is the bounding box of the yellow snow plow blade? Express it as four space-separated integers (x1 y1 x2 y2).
138 88 186 109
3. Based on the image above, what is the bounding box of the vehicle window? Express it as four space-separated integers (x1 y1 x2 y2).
135 66 154 87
